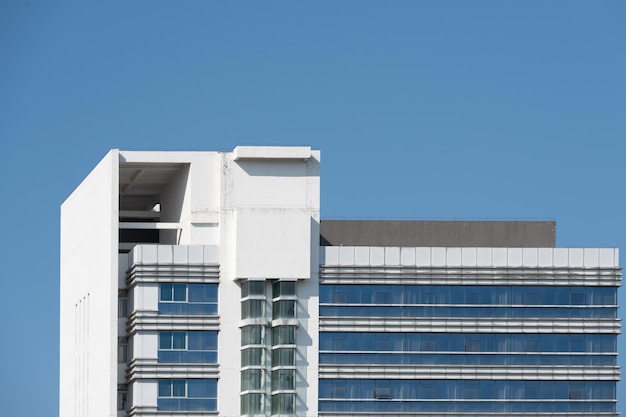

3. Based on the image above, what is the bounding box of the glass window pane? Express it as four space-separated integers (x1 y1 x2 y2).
160 332 172 350
172 332 186 349
248 281 265 296
160 284 173 301
172 380 186 397
173 284 186 301
158 380 171 397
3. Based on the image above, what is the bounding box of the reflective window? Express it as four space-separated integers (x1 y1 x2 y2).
118 296 128 318
272 369 295 391
273 300 296 320
271 393 295 414
118 337 128 363
157 379 217 411
241 299 265 319
241 369 263 391
273 281 296 298
242 281 265 298
319 332 617 353
241 326 264 346
273 326 296 345
273 348 296 367
318 400 616 413
319 379 615 400
320 285 617 306
242 348 264 367
319 305 616 319
241 393 263 414
158 283 218 315
117 390 128 411
158 331 218 364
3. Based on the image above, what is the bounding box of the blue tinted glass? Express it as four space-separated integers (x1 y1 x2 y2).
172 332 186 349
172 380 186 397
160 284 173 301
159 380 171 397
173 284 186 301
160 332 172 349
188 284 218 302
187 379 217 398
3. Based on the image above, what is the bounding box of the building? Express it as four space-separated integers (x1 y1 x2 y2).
60 146 620 417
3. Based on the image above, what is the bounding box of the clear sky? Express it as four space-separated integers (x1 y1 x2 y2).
1 1 624 415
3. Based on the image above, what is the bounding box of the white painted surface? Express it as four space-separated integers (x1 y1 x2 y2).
60 150 119 417
321 247 620 268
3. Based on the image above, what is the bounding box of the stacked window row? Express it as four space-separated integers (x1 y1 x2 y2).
320 305 616 318
320 332 616 353
319 380 616 413
157 379 217 411
320 379 615 400
321 285 617 306
319 400 615 413
240 282 267 415
159 283 218 315
271 281 297 415
240 280 297 416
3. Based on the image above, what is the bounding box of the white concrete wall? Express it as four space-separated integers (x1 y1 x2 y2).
132 380 158 408
60 150 119 417
220 148 321 280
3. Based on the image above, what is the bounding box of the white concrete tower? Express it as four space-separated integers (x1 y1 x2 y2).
60 147 321 417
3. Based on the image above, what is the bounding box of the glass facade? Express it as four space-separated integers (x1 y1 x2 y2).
319 281 619 415
240 279 299 415
240 280 267 415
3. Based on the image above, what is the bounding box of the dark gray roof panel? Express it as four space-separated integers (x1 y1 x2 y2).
320 220 556 248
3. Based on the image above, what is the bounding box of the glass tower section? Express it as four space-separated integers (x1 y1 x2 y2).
318 247 620 416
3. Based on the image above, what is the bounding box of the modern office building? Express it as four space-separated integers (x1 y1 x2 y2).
60 147 620 417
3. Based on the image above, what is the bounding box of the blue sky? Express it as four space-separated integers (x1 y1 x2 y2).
1 1 624 415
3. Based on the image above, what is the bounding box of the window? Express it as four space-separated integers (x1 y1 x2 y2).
117 390 128 411
118 296 128 318
273 281 296 298
241 393 263 414
465 338 481 352
331 291 347 303
118 337 128 363
241 369 263 391
375 291 391 304
160 284 187 302
241 326 264 346
374 387 391 400
420 335 436 351
159 380 186 397
157 379 217 412
272 369 295 392
242 348 264 367
273 326 296 345
569 384 585 400
159 331 217 364
242 280 265 297
159 283 218 315
466 291 480 304
272 348 295 367
242 299 265 319
271 393 295 414
375 334 391 351
273 300 296 320
160 332 186 350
